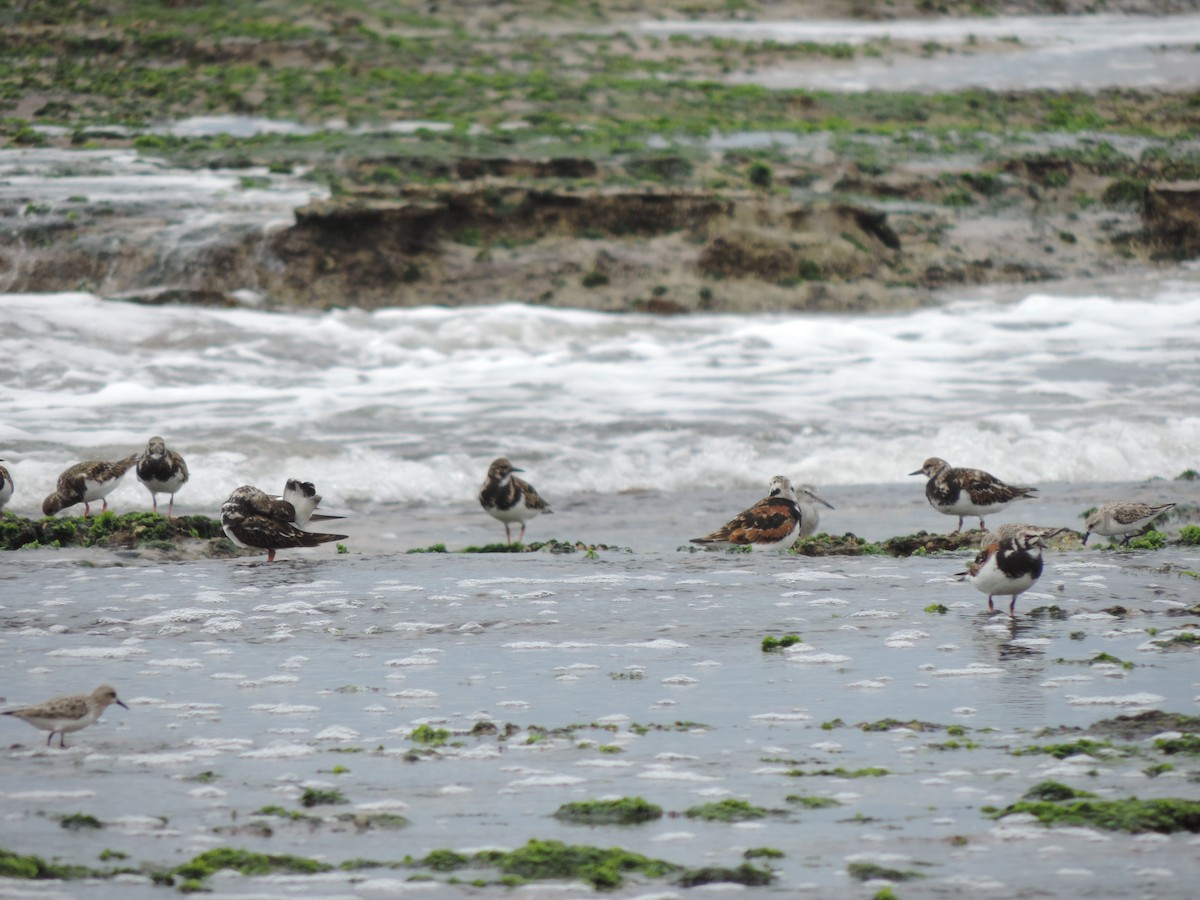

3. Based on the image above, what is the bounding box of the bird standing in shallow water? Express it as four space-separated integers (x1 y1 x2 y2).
1083 501 1175 546
42 455 139 516
960 527 1047 617
220 482 347 562
691 476 802 550
479 458 552 544
136 436 189 518
3 684 128 748
911 457 1036 532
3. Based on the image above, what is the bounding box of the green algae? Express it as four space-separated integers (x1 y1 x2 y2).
1011 738 1135 760
761 633 802 652
57 813 103 830
173 848 333 881
476 839 679 890
410 724 450 746
1125 530 1168 550
0 847 97 879
1 512 226 552
553 797 663 825
1022 781 1096 802
848 861 927 882
744 847 784 859
859 718 943 732
422 849 471 872
786 795 843 809
684 798 775 822
786 766 889 778
1179 526 1200 546
335 812 409 830
299 787 348 807
1154 734 1200 755
987 795 1200 834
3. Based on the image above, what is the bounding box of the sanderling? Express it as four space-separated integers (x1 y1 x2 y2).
691 475 801 550
1083 501 1175 546
959 527 1047 617
3 684 128 748
0 459 12 516
221 483 348 562
136 436 189 518
42 454 139 516
479 458 552 544
911 457 1036 532
795 483 834 540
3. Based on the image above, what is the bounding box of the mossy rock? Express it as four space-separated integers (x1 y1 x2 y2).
553 797 663 826
881 530 981 556
1 512 228 554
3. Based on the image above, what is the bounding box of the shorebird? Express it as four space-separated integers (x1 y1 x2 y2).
478 458 552 544
3 684 128 748
220 483 348 562
1083 501 1175 546
691 475 802 550
911 457 1036 532
42 454 138 516
959 527 1047 617
136 436 189 518
795 483 835 540
0 459 12 516
980 522 1067 549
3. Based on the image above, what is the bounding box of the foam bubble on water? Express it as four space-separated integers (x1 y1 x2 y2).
1066 692 1165 706
240 743 316 759
249 703 321 715
930 665 1005 677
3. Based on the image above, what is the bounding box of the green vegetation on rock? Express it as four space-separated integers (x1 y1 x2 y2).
553 797 663 825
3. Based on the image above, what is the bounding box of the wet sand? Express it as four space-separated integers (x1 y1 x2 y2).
1 483 1197 897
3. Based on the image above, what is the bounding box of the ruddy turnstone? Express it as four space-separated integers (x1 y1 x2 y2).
1083 501 1176 546
691 475 801 550
980 522 1067 549
42 454 139 516
136 436 189 518
959 527 1047 617
911 457 1036 532
478 458 552 544
795 483 835 540
0 459 12 516
3 684 128 748
220 483 348 563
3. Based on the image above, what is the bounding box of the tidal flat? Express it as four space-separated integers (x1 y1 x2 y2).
1 484 1198 897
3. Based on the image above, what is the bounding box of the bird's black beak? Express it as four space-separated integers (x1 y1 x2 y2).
116 699 129 710
908 469 924 476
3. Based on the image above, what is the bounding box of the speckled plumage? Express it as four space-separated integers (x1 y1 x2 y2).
221 483 348 563
960 527 1047 617
42 455 138 516
0 459 12 516
3 684 128 748
479 458 552 544
911 457 1036 532
980 522 1066 549
1083 501 1175 546
691 476 802 550
795 484 834 540
136 436 189 517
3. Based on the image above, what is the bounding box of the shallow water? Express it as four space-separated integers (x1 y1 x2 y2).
1 533 1198 897
640 14 1200 92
